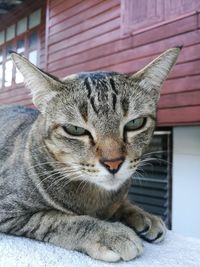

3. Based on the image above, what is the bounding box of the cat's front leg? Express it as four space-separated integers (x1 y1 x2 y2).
2 210 143 262
114 200 167 243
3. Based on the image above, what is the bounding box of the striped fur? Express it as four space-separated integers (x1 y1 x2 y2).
0 48 180 262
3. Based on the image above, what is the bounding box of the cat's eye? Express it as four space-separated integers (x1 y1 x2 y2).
63 125 88 136
124 117 146 131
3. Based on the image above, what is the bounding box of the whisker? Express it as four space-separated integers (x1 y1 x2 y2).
28 168 81 201
27 161 81 171
140 157 171 166
142 150 167 157
49 172 83 192
34 169 79 188
27 161 64 171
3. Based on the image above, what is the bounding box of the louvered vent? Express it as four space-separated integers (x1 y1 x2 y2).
128 130 172 228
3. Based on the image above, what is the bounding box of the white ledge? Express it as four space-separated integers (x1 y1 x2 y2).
0 231 200 267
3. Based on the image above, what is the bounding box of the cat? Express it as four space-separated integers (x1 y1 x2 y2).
0 47 180 262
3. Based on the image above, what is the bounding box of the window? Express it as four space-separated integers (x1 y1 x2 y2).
15 39 25 84
0 9 41 89
6 25 15 42
0 31 5 45
121 0 200 36
29 9 41 29
17 17 27 35
5 46 13 87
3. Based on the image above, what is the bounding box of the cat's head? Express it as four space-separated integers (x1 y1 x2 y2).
11 48 181 191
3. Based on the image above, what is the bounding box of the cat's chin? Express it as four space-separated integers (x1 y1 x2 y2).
94 176 129 191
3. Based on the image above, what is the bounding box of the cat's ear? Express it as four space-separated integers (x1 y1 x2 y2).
131 47 181 101
11 52 63 113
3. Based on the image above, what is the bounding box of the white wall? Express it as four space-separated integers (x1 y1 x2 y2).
172 126 200 238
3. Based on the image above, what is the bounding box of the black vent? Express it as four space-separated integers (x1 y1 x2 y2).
129 130 172 228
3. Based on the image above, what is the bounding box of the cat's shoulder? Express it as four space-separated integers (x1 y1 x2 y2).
0 105 38 118
0 105 39 126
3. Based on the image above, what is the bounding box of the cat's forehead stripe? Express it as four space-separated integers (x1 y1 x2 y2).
84 77 92 98
78 102 88 122
109 78 118 95
82 75 120 116
90 96 99 115
78 71 119 79
112 93 117 111
121 98 129 116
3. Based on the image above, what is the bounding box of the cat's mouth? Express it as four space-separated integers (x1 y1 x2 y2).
62 159 140 191
80 159 139 191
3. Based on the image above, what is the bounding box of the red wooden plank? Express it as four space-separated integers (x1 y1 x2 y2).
178 43 200 63
49 33 132 65
48 17 120 53
162 75 200 95
96 42 200 75
0 89 29 101
50 0 119 34
169 60 200 79
49 0 108 34
0 86 27 97
132 13 197 48
157 106 200 125
0 93 31 104
49 0 94 18
53 53 150 76
158 90 200 109
7 99 32 106
47 13 198 68
47 28 120 65
49 0 82 10
50 41 200 78
48 25 200 73
100 35 200 73
49 6 120 45
0 97 30 106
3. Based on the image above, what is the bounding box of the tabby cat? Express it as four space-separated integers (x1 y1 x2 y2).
0 47 180 262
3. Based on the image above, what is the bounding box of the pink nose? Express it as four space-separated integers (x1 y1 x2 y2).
100 157 125 174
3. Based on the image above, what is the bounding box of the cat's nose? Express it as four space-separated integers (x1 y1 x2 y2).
100 157 125 174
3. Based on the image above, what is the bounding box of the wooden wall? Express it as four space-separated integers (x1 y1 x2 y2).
46 0 200 126
1 0 200 126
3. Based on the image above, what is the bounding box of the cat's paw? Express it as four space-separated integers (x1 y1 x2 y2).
127 210 167 243
83 222 143 262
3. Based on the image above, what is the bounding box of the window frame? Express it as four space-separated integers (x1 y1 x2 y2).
0 8 42 90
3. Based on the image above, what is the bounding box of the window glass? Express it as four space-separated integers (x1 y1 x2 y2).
6 45 12 59
5 60 13 87
28 50 37 65
29 9 41 29
29 32 37 49
15 67 24 84
17 17 27 35
5 45 13 87
0 31 5 45
0 50 3 88
15 40 25 84
0 9 40 88
0 49 3 63
17 39 25 54
6 25 15 41
0 64 3 88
